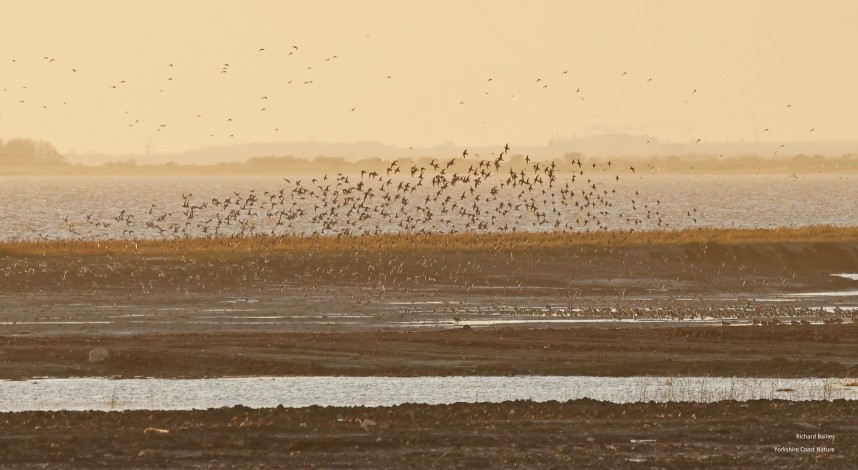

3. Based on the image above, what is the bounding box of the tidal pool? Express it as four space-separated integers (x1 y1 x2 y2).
2 376 856 412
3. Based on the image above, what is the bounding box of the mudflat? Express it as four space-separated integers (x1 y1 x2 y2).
1 325 857 380
1 228 857 466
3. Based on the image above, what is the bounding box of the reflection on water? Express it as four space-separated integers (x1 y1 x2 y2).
1 376 856 412
786 276 858 297
785 291 858 297
0 174 856 240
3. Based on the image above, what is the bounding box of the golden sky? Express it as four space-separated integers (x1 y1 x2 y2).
2 0 857 156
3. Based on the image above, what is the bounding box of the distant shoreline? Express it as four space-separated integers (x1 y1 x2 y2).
3 152 858 176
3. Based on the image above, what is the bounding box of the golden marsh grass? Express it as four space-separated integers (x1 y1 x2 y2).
2 225 858 259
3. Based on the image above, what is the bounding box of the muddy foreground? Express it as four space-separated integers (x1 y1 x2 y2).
1 401 855 468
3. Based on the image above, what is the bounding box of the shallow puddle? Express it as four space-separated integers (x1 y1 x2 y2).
1 376 855 412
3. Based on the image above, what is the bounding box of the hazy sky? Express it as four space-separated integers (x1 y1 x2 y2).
2 1 858 157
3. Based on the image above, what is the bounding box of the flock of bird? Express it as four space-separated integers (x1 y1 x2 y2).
4 45 808 244
4 47 335 140
2 44 811 150
53 143 699 241
0 46 701 240
0 45 721 248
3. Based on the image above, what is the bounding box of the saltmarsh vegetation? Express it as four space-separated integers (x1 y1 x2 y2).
1 225 857 259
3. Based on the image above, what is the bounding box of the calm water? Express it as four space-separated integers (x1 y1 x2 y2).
2 376 856 412
0 173 855 240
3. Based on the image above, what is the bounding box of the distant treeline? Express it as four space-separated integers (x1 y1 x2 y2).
3 138 858 175
243 153 858 173
0 138 68 167
615 153 858 173
77 152 858 175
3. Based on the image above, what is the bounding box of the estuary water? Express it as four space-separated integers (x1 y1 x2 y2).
0 173 855 240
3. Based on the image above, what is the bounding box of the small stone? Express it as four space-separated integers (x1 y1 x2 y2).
88 347 110 363
143 427 170 435
360 418 377 431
